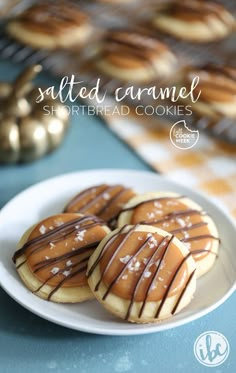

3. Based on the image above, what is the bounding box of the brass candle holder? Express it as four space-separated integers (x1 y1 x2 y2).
0 65 70 164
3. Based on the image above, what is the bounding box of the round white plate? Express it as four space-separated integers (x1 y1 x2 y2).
0 169 235 335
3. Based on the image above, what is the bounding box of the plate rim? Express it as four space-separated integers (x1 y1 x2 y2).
0 168 235 335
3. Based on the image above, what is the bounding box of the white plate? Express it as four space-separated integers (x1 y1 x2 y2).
0 169 235 335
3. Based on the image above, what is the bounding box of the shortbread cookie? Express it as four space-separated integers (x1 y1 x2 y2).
64 184 136 229
95 30 177 82
13 213 110 303
87 224 196 323
118 192 219 278
153 1 235 43
7 3 93 50
180 64 236 119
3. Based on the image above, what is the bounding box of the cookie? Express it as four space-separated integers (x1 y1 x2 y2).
118 192 220 278
7 3 92 50
64 184 136 229
152 1 235 43
94 30 177 82
180 64 236 119
87 224 196 323
13 213 110 303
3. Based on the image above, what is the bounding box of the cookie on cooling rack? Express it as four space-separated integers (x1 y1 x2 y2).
94 30 177 82
152 0 235 43
6 2 93 50
87 224 197 323
118 192 220 278
13 213 110 303
180 64 236 119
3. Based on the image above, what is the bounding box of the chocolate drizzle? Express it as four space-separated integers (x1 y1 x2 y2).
185 64 236 106
162 1 232 25
14 3 89 35
120 196 219 260
88 226 195 321
64 184 135 228
13 214 107 300
99 30 173 74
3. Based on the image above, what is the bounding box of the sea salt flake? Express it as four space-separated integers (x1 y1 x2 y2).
66 260 73 267
163 285 168 288
55 220 63 227
75 229 86 242
39 225 47 234
62 270 71 277
143 258 148 265
144 271 152 278
138 236 143 241
45 256 50 260
147 212 155 219
103 193 110 200
121 275 128 280
148 243 155 249
71 247 76 251
49 242 55 249
154 201 162 208
50 267 60 275
183 231 190 239
176 217 186 228
49 226 54 230
120 255 131 264
158 276 164 282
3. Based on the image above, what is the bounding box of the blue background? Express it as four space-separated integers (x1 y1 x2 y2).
0 62 235 373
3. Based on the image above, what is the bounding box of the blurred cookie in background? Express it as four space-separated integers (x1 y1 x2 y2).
6 2 93 50
152 0 235 43
94 30 178 83
180 64 236 119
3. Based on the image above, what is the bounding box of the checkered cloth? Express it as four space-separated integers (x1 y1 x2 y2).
100 105 236 219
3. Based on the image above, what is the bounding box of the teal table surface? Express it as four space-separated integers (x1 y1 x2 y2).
0 62 235 373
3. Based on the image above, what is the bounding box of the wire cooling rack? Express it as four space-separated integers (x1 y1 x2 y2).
0 0 235 143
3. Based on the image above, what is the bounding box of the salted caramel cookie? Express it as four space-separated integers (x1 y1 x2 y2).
152 1 235 43
13 213 110 303
64 184 136 229
94 30 177 82
87 224 196 323
118 192 219 278
6 3 93 50
180 64 236 119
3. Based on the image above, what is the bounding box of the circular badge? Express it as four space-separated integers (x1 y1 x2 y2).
194 331 230 367
170 120 199 150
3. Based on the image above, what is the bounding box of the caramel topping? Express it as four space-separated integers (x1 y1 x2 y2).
123 196 219 261
161 0 233 25
185 65 236 104
64 184 136 229
100 30 172 70
13 3 89 35
88 226 195 320
13 214 108 300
